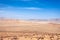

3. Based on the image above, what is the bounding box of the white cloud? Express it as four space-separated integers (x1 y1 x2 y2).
22 7 41 10
0 6 41 10
0 4 42 10
0 2 42 10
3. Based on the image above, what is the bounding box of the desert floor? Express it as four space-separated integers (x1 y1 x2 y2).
0 19 60 40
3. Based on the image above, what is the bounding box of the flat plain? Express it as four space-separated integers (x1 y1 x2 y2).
0 19 60 40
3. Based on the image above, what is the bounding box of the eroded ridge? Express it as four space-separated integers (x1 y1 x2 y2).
0 32 60 40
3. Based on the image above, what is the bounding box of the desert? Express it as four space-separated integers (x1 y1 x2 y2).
0 18 60 40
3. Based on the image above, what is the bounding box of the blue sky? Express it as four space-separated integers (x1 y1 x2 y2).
0 0 60 19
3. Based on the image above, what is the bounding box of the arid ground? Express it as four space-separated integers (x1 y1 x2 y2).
0 18 60 40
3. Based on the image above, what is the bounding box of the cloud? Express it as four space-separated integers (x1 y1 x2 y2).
22 7 41 10
10 7 42 10
0 5 42 10
0 2 42 10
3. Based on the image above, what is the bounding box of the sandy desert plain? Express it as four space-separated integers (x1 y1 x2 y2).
0 18 60 40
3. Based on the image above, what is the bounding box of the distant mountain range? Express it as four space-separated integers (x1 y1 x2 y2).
28 18 60 23
0 18 60 24
0 18 60 23
28 18 60 21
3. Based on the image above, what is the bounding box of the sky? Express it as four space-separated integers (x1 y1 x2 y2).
0 0 60 19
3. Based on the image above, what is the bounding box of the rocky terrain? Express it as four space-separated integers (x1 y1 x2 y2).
0 31 60 40
0 18 60 40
